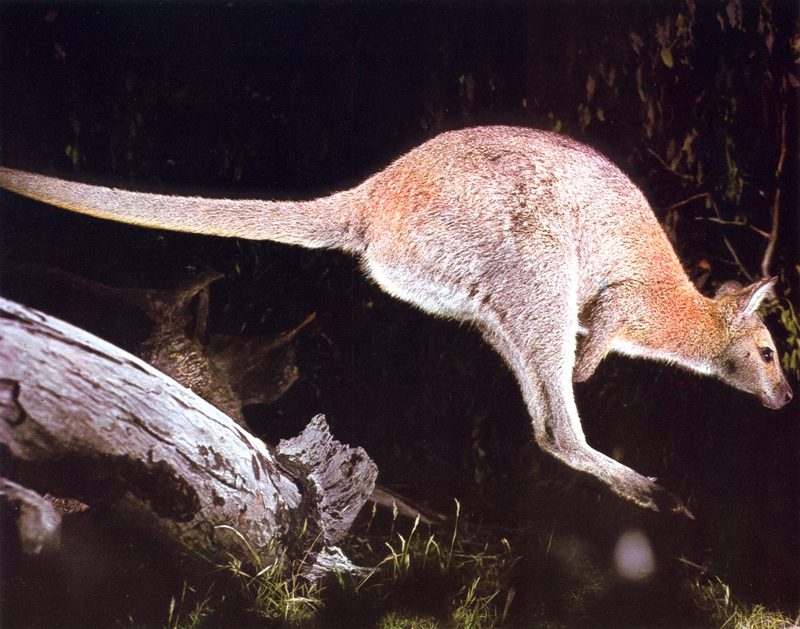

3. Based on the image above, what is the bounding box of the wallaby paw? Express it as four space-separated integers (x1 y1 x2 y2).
614 471 694 519
649 482 695 520
552 447 694 518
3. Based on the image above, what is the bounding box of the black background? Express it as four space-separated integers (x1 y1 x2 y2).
1 1 797 625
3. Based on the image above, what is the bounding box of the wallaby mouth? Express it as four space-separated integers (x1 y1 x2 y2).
762 381 793 409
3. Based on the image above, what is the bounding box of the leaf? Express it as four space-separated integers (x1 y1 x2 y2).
726 0 743 30
636 65 646 102
606 65 616 88
586 75 596 102
630 31 644 55
578 103 592 130
661 47 674 68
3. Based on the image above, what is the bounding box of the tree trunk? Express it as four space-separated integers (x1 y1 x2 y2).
0 297 376 577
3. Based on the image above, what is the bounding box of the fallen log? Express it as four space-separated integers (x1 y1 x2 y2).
0 296 376 577
2 264 443 525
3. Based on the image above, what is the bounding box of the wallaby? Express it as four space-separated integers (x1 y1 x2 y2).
0 126 792 515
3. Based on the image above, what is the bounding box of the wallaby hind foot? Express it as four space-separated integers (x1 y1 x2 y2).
572 449 694 518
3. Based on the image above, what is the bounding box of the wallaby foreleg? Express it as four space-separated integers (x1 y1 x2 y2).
573 332 609 383
573 286 626 383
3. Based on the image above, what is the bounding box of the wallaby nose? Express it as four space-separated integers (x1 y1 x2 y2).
763 380 793 409
776 381 793 408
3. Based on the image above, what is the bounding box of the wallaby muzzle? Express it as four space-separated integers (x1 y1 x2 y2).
762 377 793 409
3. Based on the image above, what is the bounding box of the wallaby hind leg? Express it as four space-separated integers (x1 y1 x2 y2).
479 296 690 516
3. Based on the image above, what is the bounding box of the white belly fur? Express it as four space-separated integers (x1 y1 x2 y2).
363 258 477 320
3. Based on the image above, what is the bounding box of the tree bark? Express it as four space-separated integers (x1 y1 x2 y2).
0 297 376 577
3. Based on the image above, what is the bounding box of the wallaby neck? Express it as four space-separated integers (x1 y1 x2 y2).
615 280 723 375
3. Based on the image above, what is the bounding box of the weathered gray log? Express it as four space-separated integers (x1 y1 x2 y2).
2 264 437 524
1 263 307 425
0 296 377 576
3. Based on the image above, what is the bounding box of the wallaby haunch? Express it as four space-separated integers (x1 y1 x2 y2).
1 126 792 515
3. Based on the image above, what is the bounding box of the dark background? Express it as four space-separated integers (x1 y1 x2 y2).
0 0 798 625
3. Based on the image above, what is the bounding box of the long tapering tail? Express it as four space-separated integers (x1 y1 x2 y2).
0 167 363 251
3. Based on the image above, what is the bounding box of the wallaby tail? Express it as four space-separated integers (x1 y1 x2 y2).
0 167 364 252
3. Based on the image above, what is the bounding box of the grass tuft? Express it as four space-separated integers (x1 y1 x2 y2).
215 524 324 624
685 561 800 629
351 499 519 628
164 582 214 629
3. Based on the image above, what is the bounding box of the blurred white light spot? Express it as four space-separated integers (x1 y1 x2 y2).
614 529 655 581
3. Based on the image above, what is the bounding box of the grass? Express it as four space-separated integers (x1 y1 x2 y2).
697 581 800 629
346 499 517 628
722 605 800 629
684 559 800 629
160 500 519 628
376 610 440 629
451 576 515 628
353 499 518 628
164 582 214 629
215 524 324 625
224 553 324 623
157 505 798 628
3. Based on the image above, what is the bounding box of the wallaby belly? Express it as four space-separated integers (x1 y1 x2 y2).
363 257 479 320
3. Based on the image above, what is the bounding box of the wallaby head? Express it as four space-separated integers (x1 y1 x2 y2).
710 277 792 409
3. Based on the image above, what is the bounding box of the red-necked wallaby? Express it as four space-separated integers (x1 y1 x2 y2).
0 126 792 515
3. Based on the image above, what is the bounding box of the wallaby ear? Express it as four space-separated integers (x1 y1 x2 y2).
737 276 777 317
714 280 744 298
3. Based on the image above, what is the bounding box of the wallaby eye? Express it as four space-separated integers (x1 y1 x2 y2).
759 347 774 363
